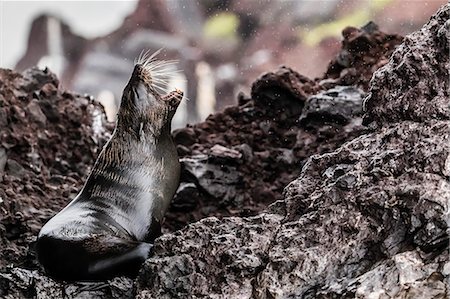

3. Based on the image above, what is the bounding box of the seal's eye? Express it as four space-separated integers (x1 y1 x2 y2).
169 98 179 107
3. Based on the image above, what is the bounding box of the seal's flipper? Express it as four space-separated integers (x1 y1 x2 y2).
88 242 152 279
36 235 152 281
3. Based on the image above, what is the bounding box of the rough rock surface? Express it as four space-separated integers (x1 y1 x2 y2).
299 85 365 126
364 5 450 125
166 64 378 231
134 5 449 298
0 68 112 271
0 268 133 299
1 5 448 299
163 19 401 232
135 121 450 298
324 21 403 90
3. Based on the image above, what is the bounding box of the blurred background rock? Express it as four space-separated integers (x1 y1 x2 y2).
0 0 446 127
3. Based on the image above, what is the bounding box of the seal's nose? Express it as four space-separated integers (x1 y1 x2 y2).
163 89 183 108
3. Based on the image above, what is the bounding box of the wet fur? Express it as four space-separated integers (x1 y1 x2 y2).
36 51 183 281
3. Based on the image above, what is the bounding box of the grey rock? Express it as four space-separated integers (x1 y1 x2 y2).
0 268 133 299
0 106 8 127
210 144 242 162
364 4 450 125
321 250 448 297
300 85 365 126
0 147 7 176
181 155 241 204
274 148 295 165
172 182 200 211
233 143 253 162
15 67 58 93
6 159 25 178
134 6 450 298
26 99 47 125
173 127 197 147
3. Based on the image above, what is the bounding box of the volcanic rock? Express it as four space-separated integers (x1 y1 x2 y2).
363 4 450 126
0 4 447 298
325 21 403 90
134 5 449 298
0 67 112 271
299 85 365 126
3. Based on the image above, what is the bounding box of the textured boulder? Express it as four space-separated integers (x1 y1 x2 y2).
166 65 367 232
181 154 243 206
136 121 450 299
364 5 450 125
135 5 450 298
0 268 133 299
324 21 403 90
0 67 112 270
299 85 365 126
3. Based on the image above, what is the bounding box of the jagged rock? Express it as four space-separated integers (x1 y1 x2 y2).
209 144 242 162
299 85 365 126
364 4 450 125
136 121 450 298
0 268 133 299
181 155 242 205
1 4 447 298
173 127 197 147
136 215 284 298
250 66 315 115
171 183 200 212
321 250 448 298
0 147 7 176
325 22 403 90
5 159 25 178
134 5 450 298
25 99 47 125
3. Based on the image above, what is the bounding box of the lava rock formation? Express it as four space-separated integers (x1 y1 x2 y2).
0 4 448 299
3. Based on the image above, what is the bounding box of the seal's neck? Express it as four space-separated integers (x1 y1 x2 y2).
115 109 172 143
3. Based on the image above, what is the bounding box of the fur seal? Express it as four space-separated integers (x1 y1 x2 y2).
36 50 183 281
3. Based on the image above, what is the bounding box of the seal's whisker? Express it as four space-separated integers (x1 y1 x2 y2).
142 49 163 68
181 95 191 102
143 49 153 63
148 71 180 78
151 70 184 77
144 60 178 69
152 83 176 92
137 49 147 65
146 63 179 71
145 59 178 66
134 49 187 97
137 49 145 65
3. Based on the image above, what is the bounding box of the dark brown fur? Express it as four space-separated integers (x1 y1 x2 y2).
36 60 183 281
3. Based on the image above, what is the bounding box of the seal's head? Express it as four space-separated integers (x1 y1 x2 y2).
118 50 183 136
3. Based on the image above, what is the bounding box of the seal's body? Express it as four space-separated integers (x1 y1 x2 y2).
36 52 183 281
